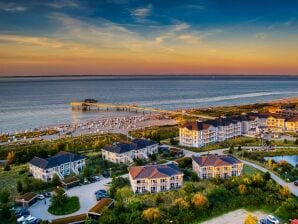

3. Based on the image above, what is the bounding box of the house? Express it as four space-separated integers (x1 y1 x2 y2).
192 154 243 179
285 116 298 131
28 151 85 181
102 138 158 164
128 163 184 194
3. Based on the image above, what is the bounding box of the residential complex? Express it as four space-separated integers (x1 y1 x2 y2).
180 112 298 147
28 151 85 181
128 163 184 193
192 155 243 179
102 138 158 164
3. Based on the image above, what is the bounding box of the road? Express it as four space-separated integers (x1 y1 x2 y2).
182 148 298 197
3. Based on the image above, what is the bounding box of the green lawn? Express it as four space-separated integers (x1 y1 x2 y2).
48 196 80 215
242 164 262 175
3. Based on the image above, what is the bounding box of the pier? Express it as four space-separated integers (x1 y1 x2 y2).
70 101 215 119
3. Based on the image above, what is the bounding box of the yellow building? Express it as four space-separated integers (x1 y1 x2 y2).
285 117 298 131
192 155 243 179
266 115 285 132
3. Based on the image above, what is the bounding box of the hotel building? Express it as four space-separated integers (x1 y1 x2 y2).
28 151 85 181
102 138 158 164
128 163 183 193
192 154 243 179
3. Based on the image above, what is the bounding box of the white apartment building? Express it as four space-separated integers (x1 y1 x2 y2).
128 163 184 194
192 154 243 179
28 151 85 181
102 138 158 164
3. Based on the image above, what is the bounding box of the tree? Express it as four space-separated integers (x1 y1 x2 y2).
267 159 273 167
264 172 271 181
237 146 242 151
295 139 298 145
192 193 209 209
52 174 61 187
174 198 189 209
279 186 290 199
238 184 247 195
0 189 10 204
83 166 91 179
84 217 94 224
6 151 15 164
143 207 161 223
51 187 67 207
17 180 23 193
244 214 258 224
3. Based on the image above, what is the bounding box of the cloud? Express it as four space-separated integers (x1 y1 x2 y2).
130 5 152 23
45 0 79 9
0 2 27 12
255 32 266 39
177 35 200 44
0 35 63 48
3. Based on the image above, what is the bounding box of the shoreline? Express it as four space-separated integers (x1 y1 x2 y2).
1 96 297 139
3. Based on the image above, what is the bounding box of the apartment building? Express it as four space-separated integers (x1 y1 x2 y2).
285 117 298 131
179 116 243 148
128 163 183 194
102 138 158 164
28 151 85 181
266 114 286 132
192 154 243 179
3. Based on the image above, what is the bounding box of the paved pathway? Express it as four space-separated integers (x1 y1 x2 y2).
182 148 298 197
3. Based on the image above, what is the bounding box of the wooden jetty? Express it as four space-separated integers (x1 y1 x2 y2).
70 101 215 119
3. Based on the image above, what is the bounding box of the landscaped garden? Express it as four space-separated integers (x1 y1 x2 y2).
100 172 298 224
48 188 80 215
235 148 298 182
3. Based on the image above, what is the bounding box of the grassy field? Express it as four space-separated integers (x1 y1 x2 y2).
242 164 262 175
129 125 178 141
48 196 80 215
0 164 28 198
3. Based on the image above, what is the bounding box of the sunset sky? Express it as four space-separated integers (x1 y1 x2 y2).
0 0 298 76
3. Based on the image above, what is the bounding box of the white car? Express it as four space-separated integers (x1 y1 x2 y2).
267 215 279 224
37 194 45 200
22 216 37 224
17 215 32 223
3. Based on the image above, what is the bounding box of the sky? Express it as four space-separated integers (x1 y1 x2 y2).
0 0 298 76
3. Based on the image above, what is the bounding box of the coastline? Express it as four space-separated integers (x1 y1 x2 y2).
1 95 297 142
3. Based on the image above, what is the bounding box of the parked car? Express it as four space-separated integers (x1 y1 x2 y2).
294 180 298 186
95 189 108 195
37 194 45 200
95 189 109 201
258 219 267 224
17 215 32 223
15 208 30 218
102 171 110 178
42 192 51 197
22 216 37 224
267 215 280 224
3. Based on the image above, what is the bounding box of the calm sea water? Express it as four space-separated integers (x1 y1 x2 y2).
1 76 298 132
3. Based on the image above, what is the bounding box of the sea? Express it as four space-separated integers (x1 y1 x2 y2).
1 75 298 133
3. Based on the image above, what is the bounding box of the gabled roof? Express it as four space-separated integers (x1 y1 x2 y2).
192 154 242 167
29 151 85 169
286 116 298 122
102 139 157 154
129 163 183 180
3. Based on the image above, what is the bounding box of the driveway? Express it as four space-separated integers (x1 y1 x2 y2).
200 209 267 224
29 177 112 221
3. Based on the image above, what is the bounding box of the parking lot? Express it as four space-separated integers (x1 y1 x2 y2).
29 177 112 221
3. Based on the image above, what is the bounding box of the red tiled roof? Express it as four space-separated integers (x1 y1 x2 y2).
129 164 183 180
192 155 241 167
